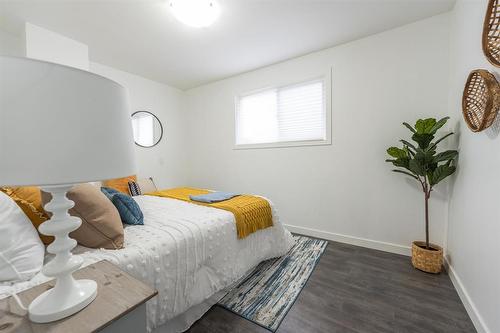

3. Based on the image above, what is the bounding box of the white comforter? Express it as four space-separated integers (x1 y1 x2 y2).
1 195 294 332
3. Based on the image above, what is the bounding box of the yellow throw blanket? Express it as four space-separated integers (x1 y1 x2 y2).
147 187 273 239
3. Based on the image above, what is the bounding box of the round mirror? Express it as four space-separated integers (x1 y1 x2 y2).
131 111 163 148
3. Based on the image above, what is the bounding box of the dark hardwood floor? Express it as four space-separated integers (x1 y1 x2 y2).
187 240 476 333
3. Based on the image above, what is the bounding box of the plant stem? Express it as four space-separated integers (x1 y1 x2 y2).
418 176 431 250
421 176 431 250
425 191 429 249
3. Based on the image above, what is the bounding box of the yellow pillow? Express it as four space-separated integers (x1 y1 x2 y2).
0 186 53 245
103 175 137 194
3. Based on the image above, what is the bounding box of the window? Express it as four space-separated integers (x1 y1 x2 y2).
235 79 328 148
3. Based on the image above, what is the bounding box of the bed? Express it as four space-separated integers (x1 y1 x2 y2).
1 194 294 332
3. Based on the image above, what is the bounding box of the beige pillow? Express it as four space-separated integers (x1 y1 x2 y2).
127 177 158 196
42 184 124 249
137 177 157 193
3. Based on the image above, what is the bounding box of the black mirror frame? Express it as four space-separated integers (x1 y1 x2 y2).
131 110 164 148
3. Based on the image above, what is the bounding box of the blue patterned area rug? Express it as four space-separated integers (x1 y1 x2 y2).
217 236 328 332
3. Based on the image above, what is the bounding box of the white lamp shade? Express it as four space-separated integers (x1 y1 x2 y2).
0 56 136 186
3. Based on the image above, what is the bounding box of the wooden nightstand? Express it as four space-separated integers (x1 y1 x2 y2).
0 260 157 333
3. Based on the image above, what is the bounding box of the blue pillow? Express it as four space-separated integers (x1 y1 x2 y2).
101 186 120 199
101 187 144 225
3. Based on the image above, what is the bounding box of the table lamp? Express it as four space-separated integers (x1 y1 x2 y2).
0 56 136 323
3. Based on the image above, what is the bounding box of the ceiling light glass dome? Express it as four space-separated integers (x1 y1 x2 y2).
170 0 220 28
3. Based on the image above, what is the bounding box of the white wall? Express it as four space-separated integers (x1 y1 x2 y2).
184 14 451 254
0 28 24 56
446 1 500 333
25 23 89 70
90 62 187 189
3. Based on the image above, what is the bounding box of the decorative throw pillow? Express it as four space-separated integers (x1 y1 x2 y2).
0 191 45 282
100 186 120 200
0 186 53 245
42 184 124 249
138 177 158 193
127 177 158 196
101 187 144 225
103 175 137 195
127 181 142 196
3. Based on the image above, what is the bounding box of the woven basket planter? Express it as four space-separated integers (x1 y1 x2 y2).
462 69 500 132
483 0 500 67
411 241 443 274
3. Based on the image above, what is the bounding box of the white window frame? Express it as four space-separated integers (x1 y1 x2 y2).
233 71 332 150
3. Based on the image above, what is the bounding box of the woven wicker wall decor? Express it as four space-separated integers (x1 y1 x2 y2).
462 69 500 132
483 0 500 66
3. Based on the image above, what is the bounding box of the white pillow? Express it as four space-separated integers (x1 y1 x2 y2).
0 191 45 283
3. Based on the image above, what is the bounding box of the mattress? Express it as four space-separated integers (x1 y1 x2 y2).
1 195 294 332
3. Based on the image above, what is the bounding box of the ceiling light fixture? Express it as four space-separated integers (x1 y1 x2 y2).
169 0 220 28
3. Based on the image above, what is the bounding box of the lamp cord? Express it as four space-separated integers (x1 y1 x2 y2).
8 289 28 315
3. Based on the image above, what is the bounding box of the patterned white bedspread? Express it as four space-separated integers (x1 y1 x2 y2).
1 195 294 332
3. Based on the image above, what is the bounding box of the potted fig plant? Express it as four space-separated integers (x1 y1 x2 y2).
386 117 458 273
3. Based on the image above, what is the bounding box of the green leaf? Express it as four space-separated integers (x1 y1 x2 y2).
427 171 434 185
392 169 419 180
403 122 416 133
427 162 438 175
429 117 449 135
400 139 417 152
388 117 458 190
415 147 435 163
392 158 410 169
387 147 407 159
429 165 456 186
429 132 454 150
433 150 458 163
412 133 434 149
415 118 437 134
408 159 426 176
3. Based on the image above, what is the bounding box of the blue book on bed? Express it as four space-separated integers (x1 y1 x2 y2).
190 191 239 203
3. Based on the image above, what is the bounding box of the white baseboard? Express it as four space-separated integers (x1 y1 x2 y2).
444 259 490 333
284 224 411 256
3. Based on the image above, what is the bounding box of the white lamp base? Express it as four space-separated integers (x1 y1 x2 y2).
29 278 97 323
29 184 98 323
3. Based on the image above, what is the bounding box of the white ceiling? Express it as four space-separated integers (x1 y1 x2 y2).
0 0 455 90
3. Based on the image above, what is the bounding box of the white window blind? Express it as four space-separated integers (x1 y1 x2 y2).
236 79 326 147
